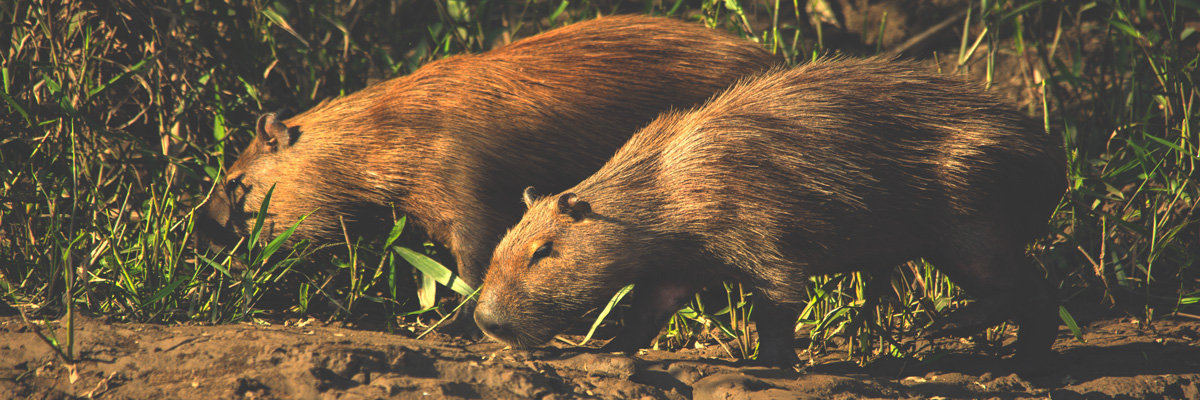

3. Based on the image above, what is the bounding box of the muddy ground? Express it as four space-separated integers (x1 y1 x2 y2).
2 313 1198 400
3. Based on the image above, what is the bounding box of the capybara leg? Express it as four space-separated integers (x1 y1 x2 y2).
441 302 484 339
440 227 497 338
751 299 800 367
437 267 483 337
931 226 1058 367
601 280 697 353
1010 273 1058 369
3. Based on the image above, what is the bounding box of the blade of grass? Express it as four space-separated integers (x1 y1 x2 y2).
576 284 634 346
392 246 473 296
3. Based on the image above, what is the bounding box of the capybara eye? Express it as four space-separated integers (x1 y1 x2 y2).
226 173 249 196
226 174 243 190
531 242 552 262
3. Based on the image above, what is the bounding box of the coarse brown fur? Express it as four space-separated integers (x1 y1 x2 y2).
477 57 1066 369
194 15 780 298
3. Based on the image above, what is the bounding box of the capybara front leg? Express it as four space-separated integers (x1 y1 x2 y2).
601 280 697 353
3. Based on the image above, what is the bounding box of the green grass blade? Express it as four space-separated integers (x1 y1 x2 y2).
1059 305 1085 342
145 276 188 306
1142 133 1200 161
86 56 152 99
417 286 481 339
198 254 234 278
578 284 634 346
549 0 570 21
1106 18 1144 40
249 184 276 249
257 212 310 264
261 7 310 47
384 216 406 248
393 246 474 296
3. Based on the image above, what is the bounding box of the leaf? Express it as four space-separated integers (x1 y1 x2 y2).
813 305 853 332
1143 133 1200 161
384 216 406 249
1107 18 1144 40
1001 0 1046 21
213 111 226 141
87 56 152 99
237 76 261 107
400 305 440 317
417 270 437 310
1059 305 1085 342
198 254 234 278
549 0 569 21
145 276 188 306
393 246 474 296
256 211 308 265
262 8 310 47
249 184 276 249
1 67 31 125
578 284 634 346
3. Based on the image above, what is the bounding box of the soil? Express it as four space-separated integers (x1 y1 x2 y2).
2 314 1198 399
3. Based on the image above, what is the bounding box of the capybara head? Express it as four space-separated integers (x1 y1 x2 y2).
195 113 295 254
194 112 385 255
474 188 642 346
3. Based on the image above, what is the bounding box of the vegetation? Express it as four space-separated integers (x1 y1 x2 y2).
2 0 1196 364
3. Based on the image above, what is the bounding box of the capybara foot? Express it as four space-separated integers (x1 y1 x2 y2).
753 348 801 369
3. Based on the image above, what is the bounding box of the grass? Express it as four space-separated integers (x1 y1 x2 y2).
2 0 1197 365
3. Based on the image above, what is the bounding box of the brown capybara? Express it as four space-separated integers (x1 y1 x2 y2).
476 57 1065 369
194 16 780 309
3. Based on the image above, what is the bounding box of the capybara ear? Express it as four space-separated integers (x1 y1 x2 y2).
556 193 591 221
256 113 292 150
522 186 538 208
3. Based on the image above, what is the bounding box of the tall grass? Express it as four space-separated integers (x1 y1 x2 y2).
2 0 1196 364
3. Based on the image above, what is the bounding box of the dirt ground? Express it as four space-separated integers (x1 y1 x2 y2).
2 313 1198 400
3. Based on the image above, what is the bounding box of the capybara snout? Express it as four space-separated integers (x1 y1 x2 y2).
480 57 1065 368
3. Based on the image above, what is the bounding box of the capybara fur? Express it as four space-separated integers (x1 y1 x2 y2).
476 57 1065 369
194 15 779 298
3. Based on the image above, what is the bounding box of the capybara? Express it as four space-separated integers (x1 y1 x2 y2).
476 57 1065 368
194 16 779 308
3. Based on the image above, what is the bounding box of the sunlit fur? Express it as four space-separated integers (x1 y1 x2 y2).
193 15 780 288
479 57 1065 361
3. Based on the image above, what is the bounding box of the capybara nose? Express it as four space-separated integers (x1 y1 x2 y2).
474 307 515 343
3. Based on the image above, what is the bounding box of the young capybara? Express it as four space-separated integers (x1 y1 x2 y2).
194 16 779 307
476 57 1065 368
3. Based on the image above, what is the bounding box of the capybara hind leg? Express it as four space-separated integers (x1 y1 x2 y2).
751 299 800 367
601 280 698 353
930 235 1058 365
